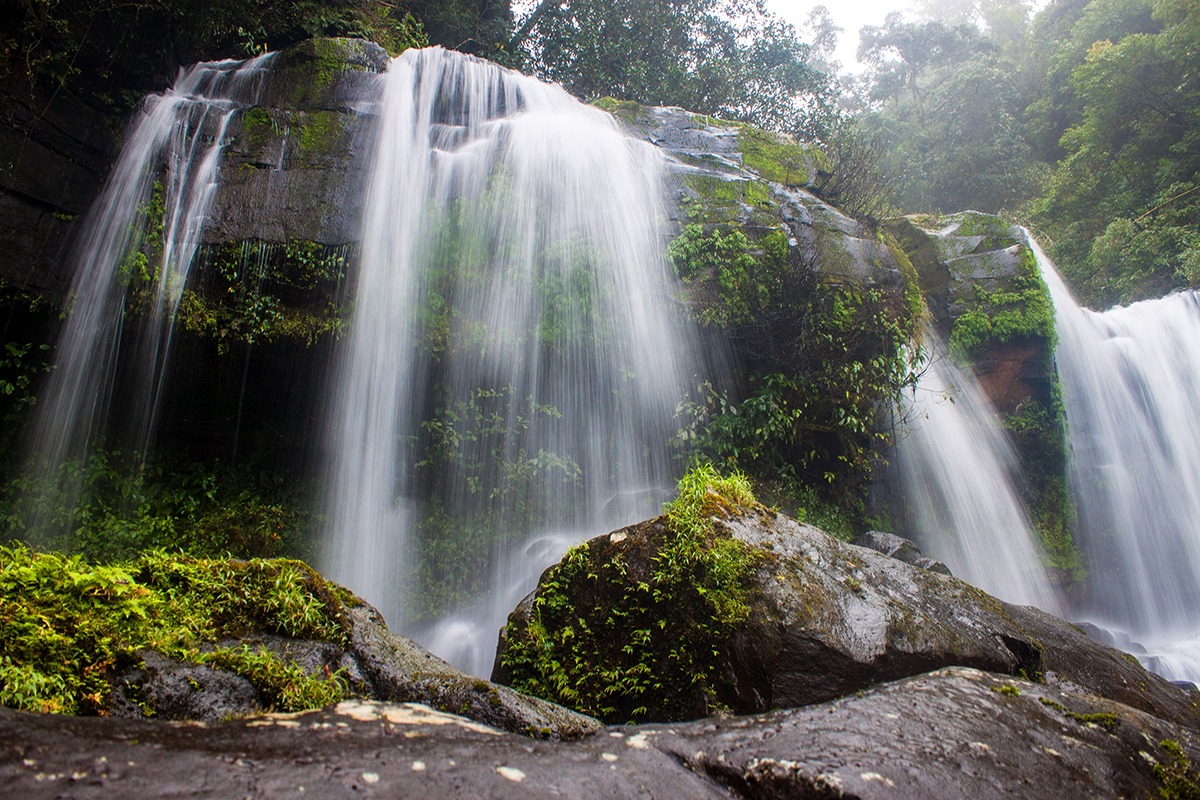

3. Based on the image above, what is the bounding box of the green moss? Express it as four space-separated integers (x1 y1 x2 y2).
240 106 275 152
1038 696 1121 732
498 465 760 723
0 546 346 715
1156 739 1200 799
991 683 1021 696
296 110 344 155
591 97 645 126
737 124 814 186
949 245 1056 358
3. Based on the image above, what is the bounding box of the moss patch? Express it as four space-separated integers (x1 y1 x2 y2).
736 124 823 187
497 465 761 723
0 546 347 715
949 245 1055 358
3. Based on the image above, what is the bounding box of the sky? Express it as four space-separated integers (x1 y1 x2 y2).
764 0 906 71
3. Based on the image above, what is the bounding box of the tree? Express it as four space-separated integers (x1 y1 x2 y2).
512 0 832 134
1033 0 1200 305
855 14 1036 213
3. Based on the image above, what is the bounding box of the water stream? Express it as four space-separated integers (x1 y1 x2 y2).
1034 240 1200 683
320 48 706 676
24 54 274 537
894 333 1062 612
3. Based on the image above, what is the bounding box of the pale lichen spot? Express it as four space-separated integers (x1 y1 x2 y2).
412 761 427 772
626 733 651 749
861 772 895 787
601 753 619 763
496 766 526 782
610 531 628 544
361 772 380 785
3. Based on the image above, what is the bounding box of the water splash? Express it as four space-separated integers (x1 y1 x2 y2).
1034 239 1200 682
25 54 274 537
321 48 704 676
894 332 1061 611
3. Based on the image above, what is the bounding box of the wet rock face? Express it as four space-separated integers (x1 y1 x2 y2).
3 668 1197 799
103 596 598 739
605 101 905 290
497 507 1200 730
202 38 389 246
0 85 119 301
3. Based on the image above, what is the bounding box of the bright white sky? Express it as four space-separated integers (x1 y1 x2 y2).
764 0 906 71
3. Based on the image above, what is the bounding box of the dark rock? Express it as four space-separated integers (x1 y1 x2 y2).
108 650 261 722
202 38 389 246
915 555 954 575
0 85 119 302
102 593 598 739
3 668 1197 799
497 507 1200 730
852 530 954 576
345 604 602 739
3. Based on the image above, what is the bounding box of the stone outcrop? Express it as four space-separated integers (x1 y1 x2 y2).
496 505 1200 730
202 38 389 246
106 596 598 739
602 99 906 290
3 668 1197 799
0 85 120 301
883 211 1077 578
852 529 952 575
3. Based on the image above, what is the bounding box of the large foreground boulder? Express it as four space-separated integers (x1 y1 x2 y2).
0 549 596 739
2 667 1197 799
495 498 1200 730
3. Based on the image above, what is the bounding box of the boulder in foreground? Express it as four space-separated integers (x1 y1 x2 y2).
2 667 1198 799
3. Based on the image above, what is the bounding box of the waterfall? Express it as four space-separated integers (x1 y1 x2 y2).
1034 239 1200 682
24 54 274 537
320 48 705 676
895 333 1061 611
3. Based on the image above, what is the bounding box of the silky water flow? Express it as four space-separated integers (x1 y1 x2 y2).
320 48 707 676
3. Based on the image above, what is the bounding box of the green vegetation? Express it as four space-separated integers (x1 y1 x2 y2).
670 224 921 518
498 465 760 723
167 239 352 352
1155 739 1200 799
2 0 430 110
0 546 347 715
855 0 1200 308
948 246 1056 359
1 450 315 564
512 0 834 135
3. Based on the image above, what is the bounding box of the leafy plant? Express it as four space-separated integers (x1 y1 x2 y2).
498 464 760 723
0 545 346 716
1 450 315 563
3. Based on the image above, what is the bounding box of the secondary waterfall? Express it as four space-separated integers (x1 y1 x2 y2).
321 48 704 676
1035 240 1200 683
24 54 274 536
894 334 1061 611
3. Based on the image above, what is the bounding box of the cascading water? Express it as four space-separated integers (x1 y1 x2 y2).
894 332 1062 611
24 54 274 535
1034 238 1200 682
321 48 706 676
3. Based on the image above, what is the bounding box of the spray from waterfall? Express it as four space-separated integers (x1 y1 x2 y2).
24 54 274 540
1033 238 1200 682
321 48 706 676
894 331 1062 612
